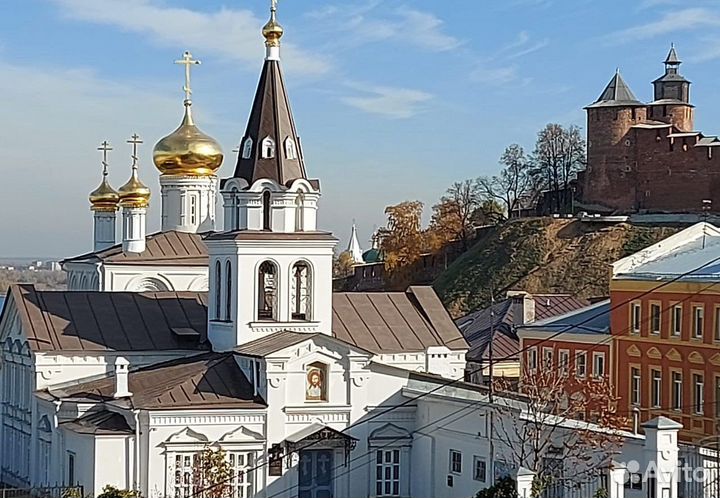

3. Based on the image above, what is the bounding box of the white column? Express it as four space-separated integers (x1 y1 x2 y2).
93 210 117 252
122 206 147 254
160 176 217 233
609 462 626 498
643 416 682 498
516 467 535 498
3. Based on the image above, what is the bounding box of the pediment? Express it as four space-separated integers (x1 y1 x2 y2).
646 347 662 360
626 344 641 358
165 427 208 444
688 351 704 365
709 353 720 367
219 426 265 443
369 423 412 441
666 348 682 362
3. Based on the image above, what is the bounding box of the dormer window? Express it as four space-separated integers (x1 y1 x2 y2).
285 137 298 160
242 137 253 159
261 136 275 159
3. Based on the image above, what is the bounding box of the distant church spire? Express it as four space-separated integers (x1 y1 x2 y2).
347 223 363 263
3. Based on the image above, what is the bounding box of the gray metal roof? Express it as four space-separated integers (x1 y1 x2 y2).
665 45 681 65
586 71 644 109
518 300 610 335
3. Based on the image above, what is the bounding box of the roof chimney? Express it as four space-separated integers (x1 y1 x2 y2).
114 357 132 398
507 291 536 325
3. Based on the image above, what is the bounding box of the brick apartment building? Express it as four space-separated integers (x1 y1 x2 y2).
579 46 720 214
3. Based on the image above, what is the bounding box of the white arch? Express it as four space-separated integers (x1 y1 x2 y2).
188 275 209 292
125 275 174 292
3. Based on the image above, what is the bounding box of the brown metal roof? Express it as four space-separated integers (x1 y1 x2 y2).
60 410 133 435
8 284 210 353
235 331 323 357
62 230 208 266
47 352 265 410
205 230 337 242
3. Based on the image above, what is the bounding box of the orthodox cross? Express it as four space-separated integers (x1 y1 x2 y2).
127 134 143 168
174 51 201 102
271 0 278 12
97 140 113 176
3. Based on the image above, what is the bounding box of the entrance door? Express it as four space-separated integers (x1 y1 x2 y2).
298 449 334 498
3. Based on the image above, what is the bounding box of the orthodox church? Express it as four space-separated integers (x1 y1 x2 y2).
0 4 483 498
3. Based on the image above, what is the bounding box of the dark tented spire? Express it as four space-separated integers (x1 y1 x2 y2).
586 70 644 108
665 44 681 65
232 60 307 186
653 44 691 103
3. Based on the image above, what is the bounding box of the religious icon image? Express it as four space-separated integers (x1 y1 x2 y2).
306 364 325 401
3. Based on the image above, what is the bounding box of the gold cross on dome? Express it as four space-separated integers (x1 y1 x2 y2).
174 51 201 102
271 0 278 11
127 133 143 167
97 140 113 175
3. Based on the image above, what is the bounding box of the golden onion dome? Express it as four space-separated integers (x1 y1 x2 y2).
152 104 224 176
262 8 284 47
89 173 119 212
118 166 151 208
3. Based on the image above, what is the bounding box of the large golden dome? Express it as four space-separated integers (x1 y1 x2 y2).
118 167 151 209
89 173 119 212
153 104 224 177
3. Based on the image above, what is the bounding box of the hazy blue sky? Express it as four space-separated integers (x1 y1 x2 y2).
1 0 719 257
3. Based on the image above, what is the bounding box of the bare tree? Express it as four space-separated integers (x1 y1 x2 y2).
533 124 586 214
492 361 627 496
478 144 541 218
430 180 483 250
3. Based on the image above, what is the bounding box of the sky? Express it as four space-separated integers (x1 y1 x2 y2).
1 0 720 258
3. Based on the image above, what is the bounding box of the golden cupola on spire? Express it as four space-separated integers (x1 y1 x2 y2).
263 0 284 48
119 134 151 208
89 141 119 212
153 51 224 177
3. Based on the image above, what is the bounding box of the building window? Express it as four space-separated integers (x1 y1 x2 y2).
241 137 253 159
285 137 298 160
173 454 194 498
214 261 222 320
558 350 569 376
694 305 704 338
715 377 720 417
631 367 641 406
576 351 587 378
650 303 661 334
672 305 682 337
672 371 683 410
624 472 643 490
291 261 311 321
228 452 255 498
449 450 462 474
190 195 197 225
592 352 605 378
257 261 278 321
225 261 233 321
375 449 400 496
631 303 641 334
67 451 76 485
694 373 704 415
473 457 487 482
262 190 272 231
651 369 662 408
715 307 720 341
543 348 553 369
231 187 240 231
261 136 275 159
295 192 305 232
527 348 537 372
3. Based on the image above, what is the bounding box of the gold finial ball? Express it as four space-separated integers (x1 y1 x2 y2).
263 17 284 47
118 172 151 209
89 178 120 212
153 107 224 177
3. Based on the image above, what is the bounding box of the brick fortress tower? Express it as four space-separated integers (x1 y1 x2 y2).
579 46 720 213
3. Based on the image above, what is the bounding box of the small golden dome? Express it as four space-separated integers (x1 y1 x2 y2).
263 9 284 47
153 104 224 177
89 174 119 212
118 167 151 209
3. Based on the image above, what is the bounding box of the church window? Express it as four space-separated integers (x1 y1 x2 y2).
295 192 305 232
261 136 275 159
306 362 327 401
173 454 196 498
242 137 253 159
67 451 76 485
225 261 233 321
262 191 272 231
285 137 298 160
190 195 197 225
231 187 240 230
228 452 255 498
376 449 401 496
215 261 222 320
257 261 278 321
291 261 311 321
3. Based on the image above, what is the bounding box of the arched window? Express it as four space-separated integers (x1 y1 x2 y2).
285 137 298 160
225 261 233 321
215 261 222 320
261 136 275 159
295 192 305 232
241 137 253 159
231 187 240 230
291 261 311 321
262 190 272 231
258 261 278 321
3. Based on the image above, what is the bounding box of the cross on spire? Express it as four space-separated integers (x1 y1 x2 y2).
174 51 201 103
271 0 278 12
97 140 113 176
127 133 143 169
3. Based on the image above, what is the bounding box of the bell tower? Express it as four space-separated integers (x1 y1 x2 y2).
205 1 336 352
648 45 694 131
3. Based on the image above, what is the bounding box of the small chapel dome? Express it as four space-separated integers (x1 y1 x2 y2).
118 167 151 209
152 104 224 177
89 176 119 212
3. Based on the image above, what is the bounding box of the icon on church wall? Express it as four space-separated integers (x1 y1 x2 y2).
306 363 326 401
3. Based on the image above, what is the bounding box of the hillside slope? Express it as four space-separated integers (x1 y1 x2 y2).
434 218 680 317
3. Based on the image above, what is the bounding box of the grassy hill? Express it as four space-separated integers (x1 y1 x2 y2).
434 218 681 318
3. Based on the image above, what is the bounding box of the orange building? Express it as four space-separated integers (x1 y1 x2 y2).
611 222 720 441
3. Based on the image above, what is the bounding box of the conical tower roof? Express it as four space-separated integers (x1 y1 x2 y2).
347 223 363 263
586 70 644 109
665 44 681 65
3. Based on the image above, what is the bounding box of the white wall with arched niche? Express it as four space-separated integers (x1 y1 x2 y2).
63 262 209 293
